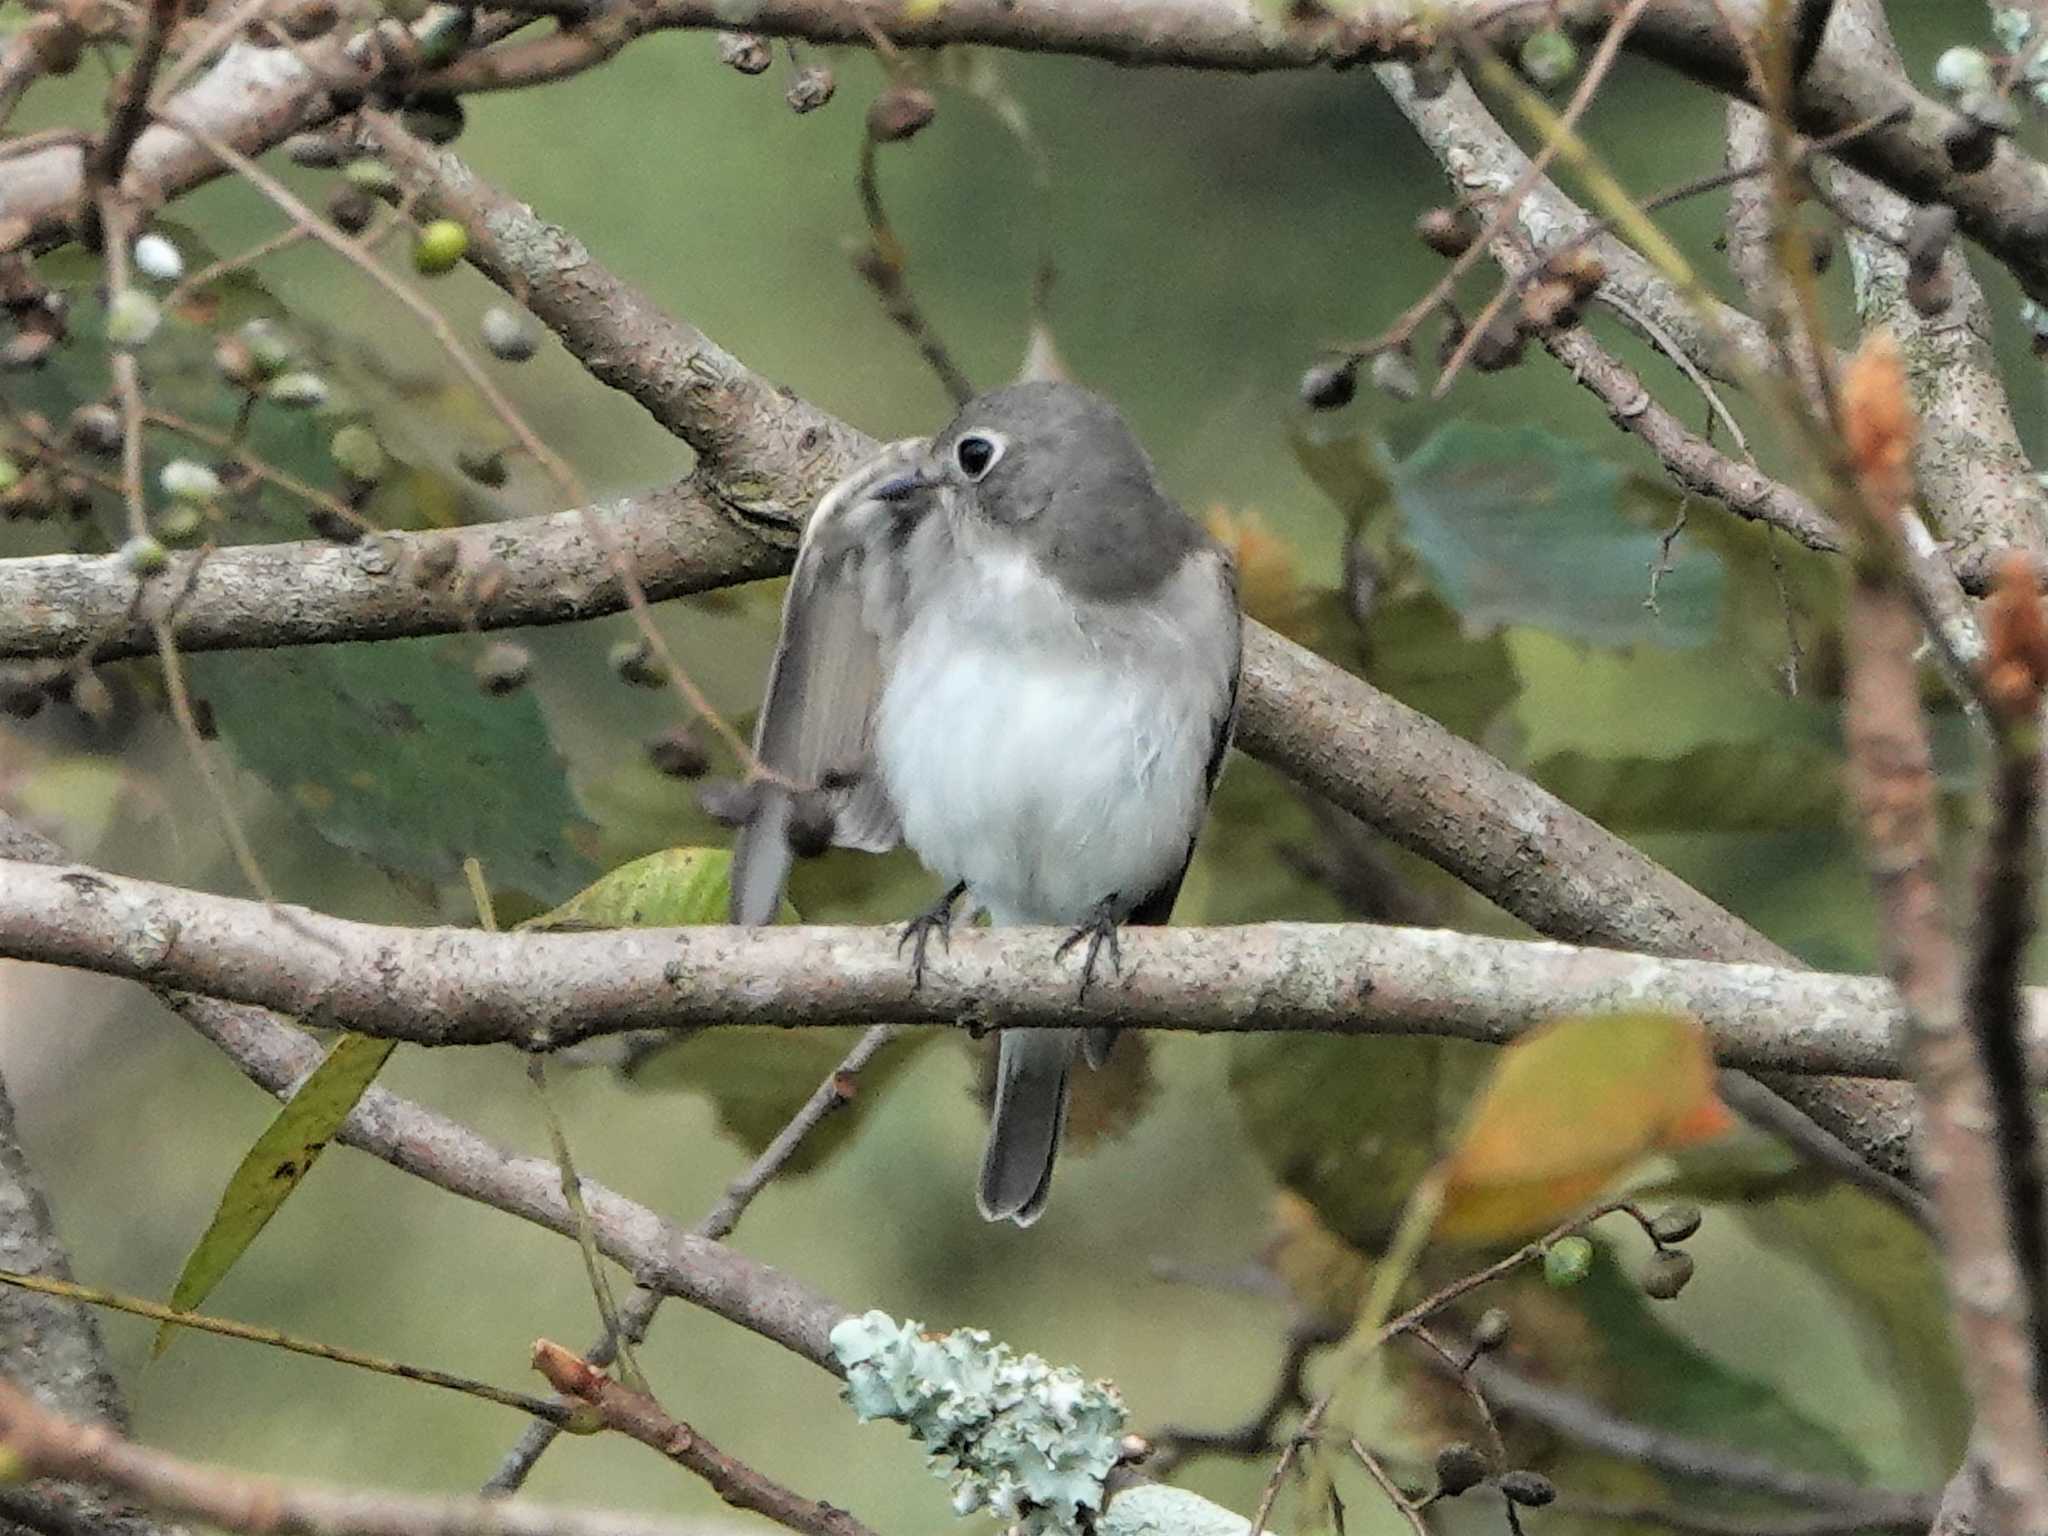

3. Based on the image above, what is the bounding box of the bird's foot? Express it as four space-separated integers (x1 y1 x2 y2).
1055 894 1124 1001
897 881 969 990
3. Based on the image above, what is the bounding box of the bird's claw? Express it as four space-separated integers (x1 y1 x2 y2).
1055 896 1123 1002
897 881 968 990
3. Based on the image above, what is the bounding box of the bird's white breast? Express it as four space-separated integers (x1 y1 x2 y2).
873 543 1229 926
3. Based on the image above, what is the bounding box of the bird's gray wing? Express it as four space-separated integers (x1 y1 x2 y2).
728 440 927 926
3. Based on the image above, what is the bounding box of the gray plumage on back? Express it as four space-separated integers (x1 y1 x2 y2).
731 381 1242 1225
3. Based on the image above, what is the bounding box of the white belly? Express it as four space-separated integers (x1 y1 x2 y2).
873 564 1216 925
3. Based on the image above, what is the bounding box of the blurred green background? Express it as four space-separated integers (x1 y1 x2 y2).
0 4 2030 1532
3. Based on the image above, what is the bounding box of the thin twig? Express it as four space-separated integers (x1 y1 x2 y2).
854 135 974 405
1432 0 1654 392
1348 1439 1429 1536
0 1269 574 1422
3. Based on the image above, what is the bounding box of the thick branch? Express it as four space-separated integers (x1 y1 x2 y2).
0 480 782 662
3 854 2045 1080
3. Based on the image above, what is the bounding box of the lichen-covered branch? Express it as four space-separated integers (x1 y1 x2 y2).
3 852 2045 1082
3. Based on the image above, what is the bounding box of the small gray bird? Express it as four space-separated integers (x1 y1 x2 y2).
729 381 1242 1225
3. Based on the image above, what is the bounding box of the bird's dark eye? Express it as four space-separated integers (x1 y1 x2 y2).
955 433 1002 480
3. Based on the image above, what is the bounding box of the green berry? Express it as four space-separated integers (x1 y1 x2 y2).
330 424 387 484
343 157 400 194
0 455 19 494
103 288 161 347
239 319 294 376
1543 1235 1595 1288
159 459 222 502
121 535 168 574
412 219 469 275
1518 26 1577 88
157 503 204 543
1471 1306 1511 1351
266 372 330 409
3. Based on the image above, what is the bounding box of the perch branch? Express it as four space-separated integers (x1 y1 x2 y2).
1 854 2045 1080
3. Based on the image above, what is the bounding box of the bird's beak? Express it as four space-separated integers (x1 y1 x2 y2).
870 466 933 503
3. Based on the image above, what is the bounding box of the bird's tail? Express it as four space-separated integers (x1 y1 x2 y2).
978 1029 1077 1227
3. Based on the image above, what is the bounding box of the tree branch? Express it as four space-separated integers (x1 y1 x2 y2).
2 853 2045 1081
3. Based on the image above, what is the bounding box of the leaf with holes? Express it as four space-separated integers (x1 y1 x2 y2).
155 1032 396 1357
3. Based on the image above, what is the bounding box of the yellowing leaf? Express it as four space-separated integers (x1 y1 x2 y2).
155 1032 396 1356
1433 1013 1734 1244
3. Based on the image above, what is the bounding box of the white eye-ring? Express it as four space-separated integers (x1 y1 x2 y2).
954 431 1005 480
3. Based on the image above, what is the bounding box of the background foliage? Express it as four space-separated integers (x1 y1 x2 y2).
0 6 2021 1532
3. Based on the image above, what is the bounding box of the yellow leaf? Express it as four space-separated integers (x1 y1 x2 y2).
1206 506 1313 643
1434 1013 1734 1245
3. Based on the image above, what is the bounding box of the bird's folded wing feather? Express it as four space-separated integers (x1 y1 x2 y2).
729 440 926 925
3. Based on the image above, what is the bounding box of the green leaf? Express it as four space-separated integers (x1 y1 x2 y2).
1532 740 1843 833
155 1033 396 1357
1737 1190 1969 1476
192 639 597 905
1562 1237 1872 1480
1391 423 1722 648
1228 1033 1487 1251
1289 423 1395 528
524 846 750 929
1352 586 1518 743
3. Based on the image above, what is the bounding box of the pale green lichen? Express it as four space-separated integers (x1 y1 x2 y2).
1099 1485 1254 1536
830 1310 1127 1536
